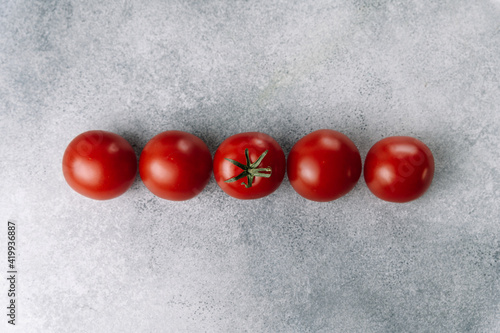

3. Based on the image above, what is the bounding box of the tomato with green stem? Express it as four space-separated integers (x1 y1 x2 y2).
213 132 286 200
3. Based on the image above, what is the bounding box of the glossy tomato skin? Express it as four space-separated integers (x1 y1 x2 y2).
139 131 212 201
364 136 434 203
62 130 137 200
213 132 286 200
287 129 362 202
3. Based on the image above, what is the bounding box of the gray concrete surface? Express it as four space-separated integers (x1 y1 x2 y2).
1 0 500 332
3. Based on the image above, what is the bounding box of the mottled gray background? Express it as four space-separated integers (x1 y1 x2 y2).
1 0 499 332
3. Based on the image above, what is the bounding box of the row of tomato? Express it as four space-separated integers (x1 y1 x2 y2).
62 129 434 203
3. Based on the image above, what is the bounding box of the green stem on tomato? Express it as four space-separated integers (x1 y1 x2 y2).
224 149 272 188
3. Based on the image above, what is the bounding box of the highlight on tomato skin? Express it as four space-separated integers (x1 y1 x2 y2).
62 130 138 200
213 132 286 200
139 131 212 201
287 129 362 202
363 136 435 203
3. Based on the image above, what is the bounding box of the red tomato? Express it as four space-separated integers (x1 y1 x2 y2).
364 136 434 203
287 129 362 202
213 132 286 200
62 130 137 200
139 131 212 201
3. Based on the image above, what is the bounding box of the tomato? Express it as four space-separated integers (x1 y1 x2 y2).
364 136 434 203
62 130 137 200
287 129 362 202
139 131 212 201
213 132 286 199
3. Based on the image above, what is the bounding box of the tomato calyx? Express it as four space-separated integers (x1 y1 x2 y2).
224 149 272 188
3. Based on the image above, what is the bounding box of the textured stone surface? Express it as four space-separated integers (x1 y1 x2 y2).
1 0 499 332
